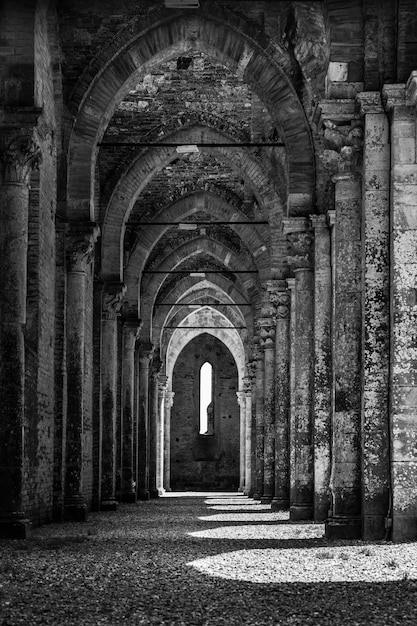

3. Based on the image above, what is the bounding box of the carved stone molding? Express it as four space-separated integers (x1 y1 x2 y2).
165 391 175 409
286 231 314 271
139 342 154 367
266 279 290 319
356 92 384 116
0 130 41 185
66 223 100 273
243 375 252 394
158 375 169 396
122 318 142 347
102 282 126 320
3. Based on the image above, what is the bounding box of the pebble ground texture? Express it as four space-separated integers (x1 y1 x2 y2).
1 494 417 625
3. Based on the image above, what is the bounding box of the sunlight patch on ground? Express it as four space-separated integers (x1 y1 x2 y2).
187 544 417 583
189 523 324 540
198 512 290 523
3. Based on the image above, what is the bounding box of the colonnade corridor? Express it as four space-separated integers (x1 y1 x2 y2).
2 494 417 625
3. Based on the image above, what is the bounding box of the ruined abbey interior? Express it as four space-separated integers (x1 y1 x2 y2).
2 0 417 544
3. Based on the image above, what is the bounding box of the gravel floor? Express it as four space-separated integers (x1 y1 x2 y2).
1 493 417 625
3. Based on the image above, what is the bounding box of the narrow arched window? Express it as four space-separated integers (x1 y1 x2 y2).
199 361 213 435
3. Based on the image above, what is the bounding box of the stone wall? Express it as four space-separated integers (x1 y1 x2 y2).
171 334 239 491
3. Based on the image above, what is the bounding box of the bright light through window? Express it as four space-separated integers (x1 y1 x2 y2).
199 362 213 435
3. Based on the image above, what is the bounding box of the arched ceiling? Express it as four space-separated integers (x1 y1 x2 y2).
57 0 413 379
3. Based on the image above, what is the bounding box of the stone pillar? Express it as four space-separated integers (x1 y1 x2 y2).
325 144 363 539
252 339 264 501
100 282 126 510
121 319 141 502
268 281 291 511
310 215 332 521
258 288 276 504
163 391 175 492
243 376 252 496
236 391 246 492
0 126 41 538
357 92 391 540
137 344 154 500
247 360 257 498
157 376 168 496
149 357 162 498
64 222 100 521
383 78 417 541
286 278 296 508
283 218 314 521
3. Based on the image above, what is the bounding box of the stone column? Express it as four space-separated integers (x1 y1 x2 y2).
163 391 175 492
357 92 391 540
325 144 363 539
269 281 291 511
286 278 296 508
243 376 252 496
0 126 41 538
258 288 276 504
247 360 257 498
383 78 417 541
137 344 154 500
310 215 332 521
157 376 168 496
64 222 100 521
121 319 141 502
100 282 126 510
149 357 162 498
252 339 265 501
236 391 246 492
283 218 314 521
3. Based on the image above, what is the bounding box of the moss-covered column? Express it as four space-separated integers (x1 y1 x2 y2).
236 391 246 492
326 151 363 539
383 78 417 541
258 287 276 504
100 282 126 511
243 376 252 495
157 376 168 496
64 222 100 521
269 281 291 511
252 338 265 501
121 319 141 502
137 344 154 500
310 215 332 521
283 218 314 521
0 126 41 538
163 391 175 492
357 92 391 540
149 357 162 498
286 278 296 508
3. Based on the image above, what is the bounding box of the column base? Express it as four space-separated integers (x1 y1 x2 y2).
314 501 330 522
121 491 137 503
247 489 255 498
271 497 289 511
137 490 150 501
290 504 313 521
0 514 32 539
362 514 386 541
325 515 361 540
149 489 159 499
238 486 245 493
157 488 166 496
252 492 262 501
100 499 118 511
243 488 251 496
260 495 273 504
63 497 87 522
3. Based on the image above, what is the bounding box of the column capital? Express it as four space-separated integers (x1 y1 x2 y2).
286 277 295 291
243 376 252 393
102 282 126 320
139 342 154 366
327 210 336 228
356 91 384 116
165 391 175 409
285 230 314 271
158 375 169 396
0 128 41 185
382 83 406 111
66 222 100 273
310 214 328 230
236 390 246 408
122 317 142 342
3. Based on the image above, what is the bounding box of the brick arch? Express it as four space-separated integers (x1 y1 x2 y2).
124 190 270 297
165 309 247 391
102 125 283 280
138 237 261 342
154 284 252 356
66 11 314 222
